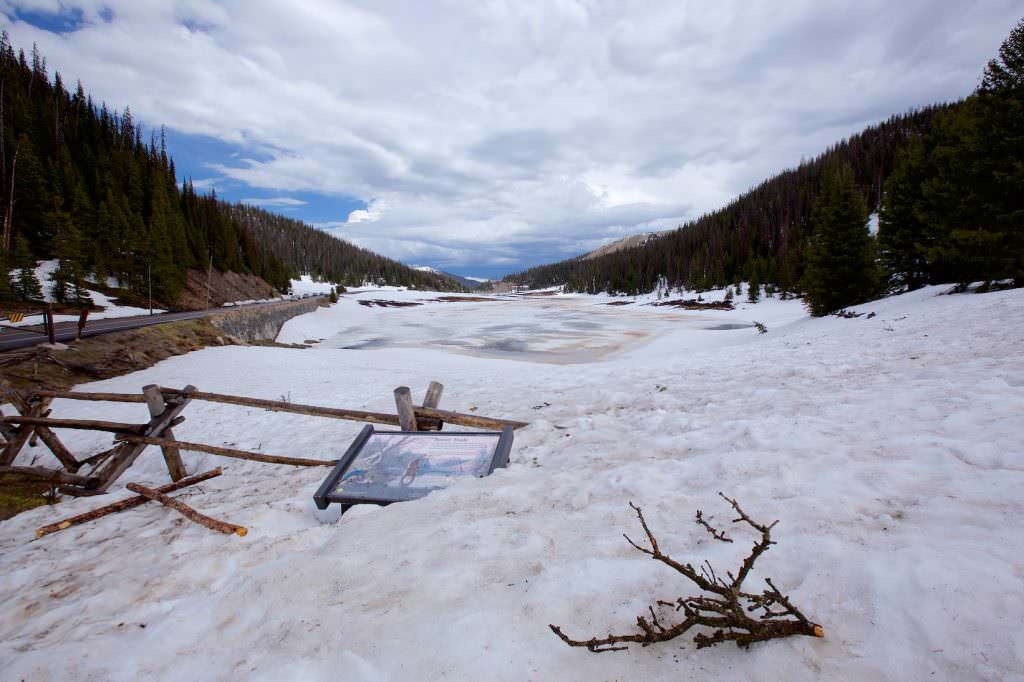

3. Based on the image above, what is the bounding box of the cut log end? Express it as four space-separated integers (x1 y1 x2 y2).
235 526 248 537
813 624 825 638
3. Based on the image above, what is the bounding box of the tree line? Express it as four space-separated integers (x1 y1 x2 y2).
0 33 460 307
802 16 1023 315
505 105 948 296
507 16 1024 316
877 18 1023 292
223 202 464 290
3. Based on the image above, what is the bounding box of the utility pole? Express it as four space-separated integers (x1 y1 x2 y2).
148 262 152 316
206 251 212 309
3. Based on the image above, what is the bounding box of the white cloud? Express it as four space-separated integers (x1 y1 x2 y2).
345 202 382 224
240 197 307 207
1 0 1018 271
188 177 221 191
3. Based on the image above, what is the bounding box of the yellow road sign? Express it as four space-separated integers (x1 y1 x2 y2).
7 312 24 323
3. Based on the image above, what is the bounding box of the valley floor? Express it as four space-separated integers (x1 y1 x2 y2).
0 285 1022 680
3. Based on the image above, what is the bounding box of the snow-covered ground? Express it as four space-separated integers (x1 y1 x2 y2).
6 260 163 325
1 285 1022 680
289 274 341 297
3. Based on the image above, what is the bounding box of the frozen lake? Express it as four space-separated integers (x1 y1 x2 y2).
278 289 799 364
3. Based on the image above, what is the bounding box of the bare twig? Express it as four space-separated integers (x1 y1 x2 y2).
695 509 733 543
550 495 823 653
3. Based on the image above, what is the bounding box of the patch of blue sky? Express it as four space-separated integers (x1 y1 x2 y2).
6 6 89 34
163 128 367 225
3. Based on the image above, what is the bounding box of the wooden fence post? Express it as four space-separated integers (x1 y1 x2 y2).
94 384 195 491
423 381 444 409
0 391 79 471
45 304 55 345
420 381 444 432
143 384 187 481
393 386 418 431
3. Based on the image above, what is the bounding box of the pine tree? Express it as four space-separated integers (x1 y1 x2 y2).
878 135 932 290
802 165 881 316
747 272 760 303
973 16 1024 285
11 134 51 255
11 235 43 301
903 17 1024 287
49 209 90 304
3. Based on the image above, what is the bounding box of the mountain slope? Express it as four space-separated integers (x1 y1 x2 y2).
223 205 465 291
411 265 481 290
0 34 460 306
505 105 952 294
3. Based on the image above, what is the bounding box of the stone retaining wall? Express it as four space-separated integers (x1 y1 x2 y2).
207 297 326 342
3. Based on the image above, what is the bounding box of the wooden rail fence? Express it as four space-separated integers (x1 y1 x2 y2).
0 380 528 497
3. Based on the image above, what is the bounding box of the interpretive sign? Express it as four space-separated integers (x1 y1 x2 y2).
314 425 514 511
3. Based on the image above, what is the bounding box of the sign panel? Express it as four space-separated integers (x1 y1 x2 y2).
314 426 514 511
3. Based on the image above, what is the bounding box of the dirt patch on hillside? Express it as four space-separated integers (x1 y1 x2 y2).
82 269 279 312
175 270 279 310
0 319 239 395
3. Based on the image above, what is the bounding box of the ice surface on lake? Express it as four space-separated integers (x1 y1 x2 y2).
282 289 796 364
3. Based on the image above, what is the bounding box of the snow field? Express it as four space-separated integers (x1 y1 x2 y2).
0 285 1021 680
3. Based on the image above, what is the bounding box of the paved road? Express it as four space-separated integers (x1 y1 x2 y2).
0 300 299 352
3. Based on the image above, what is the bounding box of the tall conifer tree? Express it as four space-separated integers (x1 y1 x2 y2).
878 135 932 290
803 165 880 316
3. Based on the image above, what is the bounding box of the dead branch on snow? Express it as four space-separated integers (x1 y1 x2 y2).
549 493 823 653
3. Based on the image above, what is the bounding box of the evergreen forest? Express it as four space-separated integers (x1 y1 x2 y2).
0 33 461 307
507 17 1024 315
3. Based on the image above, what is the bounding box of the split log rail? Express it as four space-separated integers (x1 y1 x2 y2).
1 380 527 497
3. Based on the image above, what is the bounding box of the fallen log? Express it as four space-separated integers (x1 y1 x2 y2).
126 482 247 536
114 434 336 467
2 416 148 434
35 468 223 539
0 465 99 488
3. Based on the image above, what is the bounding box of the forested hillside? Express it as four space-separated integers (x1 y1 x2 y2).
510 17 1023 299
223 203 463 290
506 106 950 294
0 33 460 307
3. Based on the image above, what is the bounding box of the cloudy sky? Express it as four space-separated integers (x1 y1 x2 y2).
1 1 1019 278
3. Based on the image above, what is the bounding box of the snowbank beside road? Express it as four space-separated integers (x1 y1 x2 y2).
5 260 164 326
0 285 1021 680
